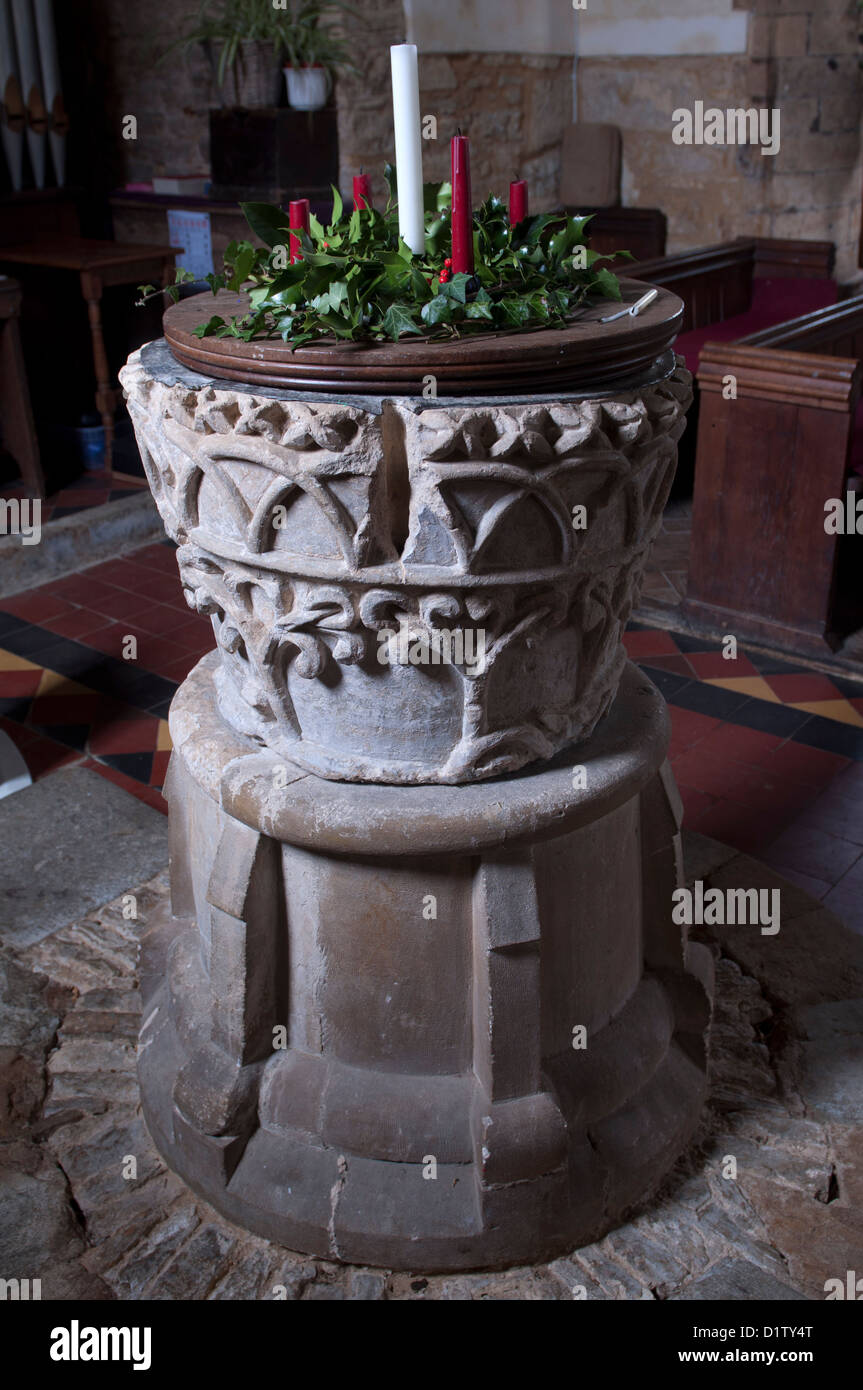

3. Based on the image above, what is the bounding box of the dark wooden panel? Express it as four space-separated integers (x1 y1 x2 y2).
209 107 339 203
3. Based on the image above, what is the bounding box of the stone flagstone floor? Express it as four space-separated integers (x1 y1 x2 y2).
1 831 861 1301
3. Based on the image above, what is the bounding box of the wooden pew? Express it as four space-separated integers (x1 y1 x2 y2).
630 236 835 334
685 296 863 659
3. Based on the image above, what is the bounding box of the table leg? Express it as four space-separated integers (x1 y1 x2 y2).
80 270 114 471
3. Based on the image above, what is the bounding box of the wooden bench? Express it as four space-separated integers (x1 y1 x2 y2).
686 296 863 659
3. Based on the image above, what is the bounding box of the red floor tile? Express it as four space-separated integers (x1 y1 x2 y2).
127 605 200 639
766 741 851 787
42 609 115 641
678 784 717 823
690 799 779 856
46 575 123 607
88 716 160 756
622 629 680 659
82 623 144 659
692 722 784 767
671 749 754 800
0 591 75 623
763 672 843 703
22 737 84 780
150 749 171 786
668 706 723 754
0 669 44 698
686 650 758 681
83 589 159 622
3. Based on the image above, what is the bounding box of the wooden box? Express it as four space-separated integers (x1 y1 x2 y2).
209 107 339 204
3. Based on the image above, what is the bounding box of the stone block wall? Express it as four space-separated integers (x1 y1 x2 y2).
82 0 862 280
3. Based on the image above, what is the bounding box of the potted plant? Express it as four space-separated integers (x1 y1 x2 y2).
168 0 291 109
282 1 356 111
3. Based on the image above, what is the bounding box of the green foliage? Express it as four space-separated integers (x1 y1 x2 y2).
179 174 630 348
163 0 357 86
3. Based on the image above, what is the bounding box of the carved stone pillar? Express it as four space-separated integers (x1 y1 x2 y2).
121 337 712 1270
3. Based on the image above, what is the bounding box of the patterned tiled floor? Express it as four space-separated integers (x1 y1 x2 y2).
1 543 862 932
0 469 144 522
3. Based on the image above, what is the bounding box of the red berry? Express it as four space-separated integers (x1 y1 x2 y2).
444 257 453 268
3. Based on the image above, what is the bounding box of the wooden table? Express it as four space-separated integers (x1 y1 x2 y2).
0 276 44 497
0 239 177 471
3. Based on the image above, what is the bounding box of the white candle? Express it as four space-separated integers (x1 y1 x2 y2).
390 44 425 256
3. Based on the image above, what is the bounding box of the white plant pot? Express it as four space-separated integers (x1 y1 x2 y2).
284 65 331 111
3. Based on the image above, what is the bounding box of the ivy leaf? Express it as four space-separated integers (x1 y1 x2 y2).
465 299 493 321
496 299 531 328
421 296 453 328
440 272 471 305
382 304 422 339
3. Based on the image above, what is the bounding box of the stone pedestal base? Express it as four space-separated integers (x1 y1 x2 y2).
138 654 712 1271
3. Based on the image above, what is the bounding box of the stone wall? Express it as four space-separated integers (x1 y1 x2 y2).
579 0 863 279
81 0 862 280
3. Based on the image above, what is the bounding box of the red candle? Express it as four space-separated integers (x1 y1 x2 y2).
509 178 528 226
289 198 310 264
353 173 372 211
450 134 474 276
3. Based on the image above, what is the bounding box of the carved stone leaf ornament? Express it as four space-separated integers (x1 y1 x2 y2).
120 351 692 783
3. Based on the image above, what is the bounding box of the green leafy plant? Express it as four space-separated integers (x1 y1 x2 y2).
165 0 355 88
140 167 631 347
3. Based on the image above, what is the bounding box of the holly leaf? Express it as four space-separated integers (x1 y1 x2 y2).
241 203 292 248
193 315 226 338
330 184 344 228
592 267 622 301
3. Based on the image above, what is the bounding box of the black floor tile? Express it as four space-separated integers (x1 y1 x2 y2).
99 751 155 783
667 632 722 654
793 716 863 761
638 665 694 701
85 663 177 712
147 696 177 720
662 679 751 721
50 506 91 519
730 699 814 739
829 672 863 698
745 650 814 677
0 610 29 639
0 696 33 721
28 722 91 752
